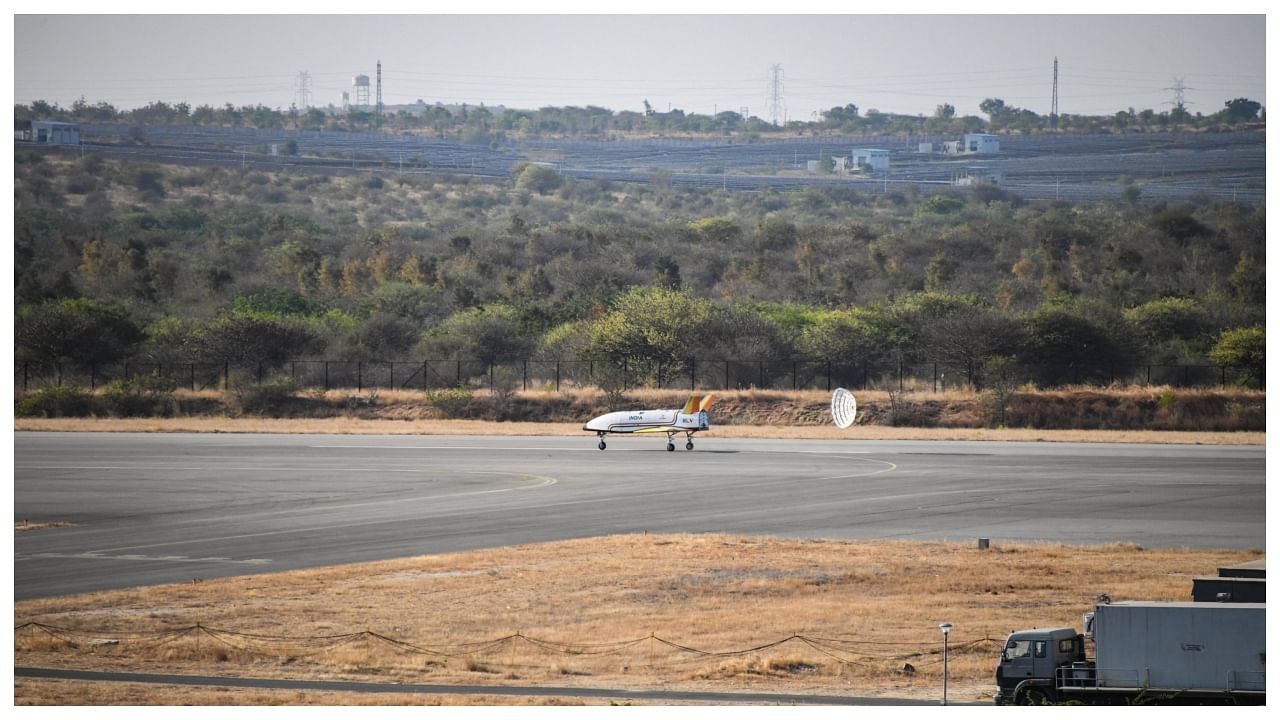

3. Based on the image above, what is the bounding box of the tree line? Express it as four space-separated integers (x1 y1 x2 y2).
13 151 1265 389
14 94 1264 141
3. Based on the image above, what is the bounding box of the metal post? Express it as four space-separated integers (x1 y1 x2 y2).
690 359 695 391
422 360 428 391
324 361 329 390
190 363 195 392
1184 364 1189 387
224 362 229 391
389 362 394 390
457 359 462 385
523 360 528 392
124 362 130 382
90 363 96 391
759 361 765 389
1146 365 1151 386
555 361 561 392
933 362 938 393
826 360 831 392
357 361 363 392
57 362 62 388
1221 365 1226 387
939 623 952 705
257 362 263 385
23 362 28 392
792 361 797 391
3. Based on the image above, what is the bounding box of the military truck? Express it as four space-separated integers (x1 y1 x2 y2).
995 600 1264 705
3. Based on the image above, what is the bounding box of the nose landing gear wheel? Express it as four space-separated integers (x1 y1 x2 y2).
685 440 694 451
598 440 606 450
666 442 675 452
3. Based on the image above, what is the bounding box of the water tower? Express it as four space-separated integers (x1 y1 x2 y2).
352 74 370 108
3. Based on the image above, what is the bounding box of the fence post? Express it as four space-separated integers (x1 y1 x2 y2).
792 361 797 391
1183 364 1189 387
1146 365 1151 386
389 362 394 390
357 361 362 392
523 360 528 392
1221 365 1226 387
90 362 96 391
324 361 329 390
190 363 195 392
223 362 229 391
422 360 428 391
257 362 263 385
898 357 903 393
933 362 937 393
826 360 832 392
457 359 462 385
863 359 868 390
57 362 62 388
124 362 130 382
690 359 695 391
623 358 628 390
23 362 27 392
555 361 560 392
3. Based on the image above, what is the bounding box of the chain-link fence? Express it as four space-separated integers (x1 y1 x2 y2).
15 358 1264 393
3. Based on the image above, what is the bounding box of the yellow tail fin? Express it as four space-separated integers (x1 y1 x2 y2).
698 394 716 412
682 395 702 414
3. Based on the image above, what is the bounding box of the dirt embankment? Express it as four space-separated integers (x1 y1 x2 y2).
22 386 1258 433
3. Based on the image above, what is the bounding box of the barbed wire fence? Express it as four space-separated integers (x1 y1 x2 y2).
15 622 999 677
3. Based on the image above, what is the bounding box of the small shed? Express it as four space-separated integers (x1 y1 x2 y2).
964 133 1000 154
955 165 1003 186
852 148 889 173
28 121 81 145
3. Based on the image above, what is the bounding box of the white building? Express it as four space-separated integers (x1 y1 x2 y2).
963 133 1000 154
851 148 890 173
19 121 81 144
943 134 1001 156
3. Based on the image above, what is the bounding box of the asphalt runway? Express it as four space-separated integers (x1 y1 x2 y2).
14 432 1265 600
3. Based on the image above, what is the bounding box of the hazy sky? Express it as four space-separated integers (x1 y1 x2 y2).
14 13 1267 120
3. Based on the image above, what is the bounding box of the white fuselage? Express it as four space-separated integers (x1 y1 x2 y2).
583 409 709 434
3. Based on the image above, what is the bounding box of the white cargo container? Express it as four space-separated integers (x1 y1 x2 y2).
1092 601 1265 693
996 600 1265 704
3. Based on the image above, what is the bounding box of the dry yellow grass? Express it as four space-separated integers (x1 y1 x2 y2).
16 520 76 532
15 415 1264 445
15 533 1259 705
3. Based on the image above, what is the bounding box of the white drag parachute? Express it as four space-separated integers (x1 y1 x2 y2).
831 388 857 429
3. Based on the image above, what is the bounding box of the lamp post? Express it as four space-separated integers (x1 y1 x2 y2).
939 623 953 705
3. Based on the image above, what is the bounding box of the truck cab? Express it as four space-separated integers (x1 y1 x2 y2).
995 627 1086 704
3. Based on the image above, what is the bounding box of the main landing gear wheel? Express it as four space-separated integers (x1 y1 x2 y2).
685 440 694 451
666 442 675 452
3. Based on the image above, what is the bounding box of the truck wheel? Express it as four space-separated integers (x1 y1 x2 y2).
1019 688 1051 706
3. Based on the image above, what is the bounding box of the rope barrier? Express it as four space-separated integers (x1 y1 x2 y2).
15 621 996 670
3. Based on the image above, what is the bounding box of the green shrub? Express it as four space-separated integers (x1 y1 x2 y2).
426 385 474 418
16 387 94 417
229 377 300 416
99 377 177 417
